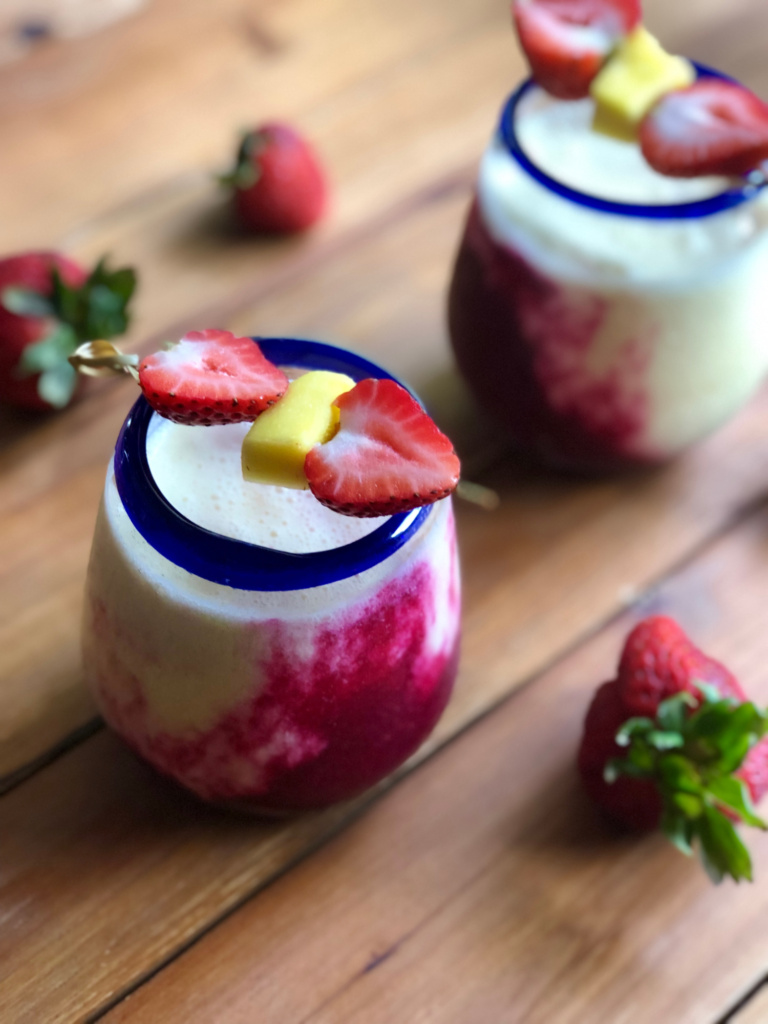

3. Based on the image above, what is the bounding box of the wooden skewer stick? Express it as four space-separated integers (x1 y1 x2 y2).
68 340 140 381
455 480 500 512
68 341 499 513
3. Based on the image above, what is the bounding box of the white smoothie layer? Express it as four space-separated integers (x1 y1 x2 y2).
146 416 380 553
475 86 768 454
480 88 768 285
85 453 458 732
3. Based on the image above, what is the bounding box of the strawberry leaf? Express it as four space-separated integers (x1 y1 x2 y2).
697 806 753 884
657 692 695 732
48 259 137 344
707 777 767 829
219 131 263 190
2 286 53 318
646 730 685 751
16 324 78 377
608 688 768 882
615 716 655 746
37 361 78 409
662 810 694 856
670 792 703 818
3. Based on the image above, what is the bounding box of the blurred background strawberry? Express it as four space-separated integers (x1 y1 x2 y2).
0 251 136 412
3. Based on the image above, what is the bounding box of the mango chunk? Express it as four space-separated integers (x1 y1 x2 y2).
590 27 696 141
241 370 355 489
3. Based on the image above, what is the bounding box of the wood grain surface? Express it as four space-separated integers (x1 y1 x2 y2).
99 516 768 1024
3 0 768 1021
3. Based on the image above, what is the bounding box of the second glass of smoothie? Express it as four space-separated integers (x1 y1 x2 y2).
448 73 768 472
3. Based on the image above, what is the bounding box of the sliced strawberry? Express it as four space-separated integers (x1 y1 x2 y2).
640 79 768 177
138 329 288 426
304 378 460 518
512 0 641 100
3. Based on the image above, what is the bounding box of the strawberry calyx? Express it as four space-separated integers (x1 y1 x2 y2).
4 257 136 408
219 129 266 191
220 122 328 234
606 686 768 883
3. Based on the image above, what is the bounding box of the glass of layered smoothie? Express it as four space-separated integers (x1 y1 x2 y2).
81 337 461 813
449 3 768 472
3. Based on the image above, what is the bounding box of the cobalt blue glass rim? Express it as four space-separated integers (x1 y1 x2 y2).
498 64 766 220
113 337 432 592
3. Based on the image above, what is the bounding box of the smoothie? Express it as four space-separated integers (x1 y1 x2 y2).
448 79 768 471
82 340 461 812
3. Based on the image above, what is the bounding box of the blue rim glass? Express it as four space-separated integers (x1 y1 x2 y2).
114 337 432 592
498 64 767 220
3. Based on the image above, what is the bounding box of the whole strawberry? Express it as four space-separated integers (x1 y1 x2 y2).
0 252 136 412
222 123 328 234
578 616 768 882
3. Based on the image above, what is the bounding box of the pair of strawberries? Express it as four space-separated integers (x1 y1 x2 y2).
579 616 768 883
513 0 768 177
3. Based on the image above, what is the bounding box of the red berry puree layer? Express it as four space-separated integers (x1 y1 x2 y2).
448 201 660 471
87 542 460 812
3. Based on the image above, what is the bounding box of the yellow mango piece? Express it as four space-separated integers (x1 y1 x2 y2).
241 370 355 489
590 27 696 141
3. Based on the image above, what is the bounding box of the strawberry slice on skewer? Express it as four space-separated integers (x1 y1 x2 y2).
512 0 641 100
138 330 288 426
640 79 768 177
304 378 460 518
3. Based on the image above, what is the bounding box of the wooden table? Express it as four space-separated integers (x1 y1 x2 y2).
4 0 768 1020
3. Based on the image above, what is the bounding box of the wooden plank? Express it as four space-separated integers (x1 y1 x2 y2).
0 0 514 251
63 20 515 352
96 516 768 1024
731 985 768 1024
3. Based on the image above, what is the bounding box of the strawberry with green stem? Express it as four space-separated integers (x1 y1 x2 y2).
578 616 768 883
0 251 136 411
221 123 328 234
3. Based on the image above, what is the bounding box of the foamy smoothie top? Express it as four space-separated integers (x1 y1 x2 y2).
479 86 768 284
515 89 728 205
146 416 381 553
72 333 461 566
